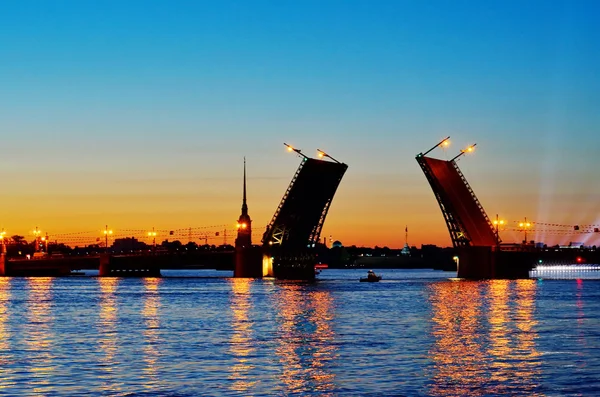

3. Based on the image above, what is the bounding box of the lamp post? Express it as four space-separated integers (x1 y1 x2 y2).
316 149 341 164
148 227 157 252
283 143 308 160
492 214 505 243
451 143 477 162
32 227 42 252
103 225 113 252
518 218 532 244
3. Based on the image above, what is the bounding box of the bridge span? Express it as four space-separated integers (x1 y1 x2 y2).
417 138 542 279
261 145 348 280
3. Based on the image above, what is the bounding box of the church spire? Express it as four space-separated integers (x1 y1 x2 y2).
236 157 252 248
242 157 248 215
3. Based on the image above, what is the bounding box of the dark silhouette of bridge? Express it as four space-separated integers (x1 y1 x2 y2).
416 137 600 279
261 145 348 280
417 137 526 278
417 139 498 248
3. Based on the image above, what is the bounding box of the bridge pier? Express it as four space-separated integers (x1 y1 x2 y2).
272 253 317 281
456 246 496 279
457 246 534 279
234 247 263 278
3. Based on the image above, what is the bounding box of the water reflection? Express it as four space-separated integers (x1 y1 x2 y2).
0 278 11 353
428 280 542 396
98 277 119 389
25 277 55 393
272 283 337 396
513 280 542 392
488 280 510 382
0 278 12 389
228 278 257 393
142 277 161 386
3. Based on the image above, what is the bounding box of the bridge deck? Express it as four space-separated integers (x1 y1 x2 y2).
420 156 497 246
263 158 347 249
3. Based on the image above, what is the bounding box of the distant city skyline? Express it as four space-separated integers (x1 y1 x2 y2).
1 0 599 247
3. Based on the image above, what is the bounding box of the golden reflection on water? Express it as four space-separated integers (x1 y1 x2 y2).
488 280 510 382
26 277 55 393
98 277 119 377
142 277 161 385
273 284 336 396
428 280 542 396
0 278 11 353
229 278 257 393
0 278 11 389
513 279 542 389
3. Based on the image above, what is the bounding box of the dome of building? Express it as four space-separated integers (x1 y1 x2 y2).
332 240 343 248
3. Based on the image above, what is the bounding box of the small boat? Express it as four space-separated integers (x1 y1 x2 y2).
360 270 382 282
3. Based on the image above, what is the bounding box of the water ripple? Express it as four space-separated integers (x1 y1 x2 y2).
0 270 598 395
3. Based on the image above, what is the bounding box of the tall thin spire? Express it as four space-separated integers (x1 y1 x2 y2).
242 157 248 215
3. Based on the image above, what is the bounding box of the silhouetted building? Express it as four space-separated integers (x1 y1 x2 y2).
112 237 147 252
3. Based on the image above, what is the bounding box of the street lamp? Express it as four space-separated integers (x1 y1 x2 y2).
316 149 341 164
283 143 308 160
492 214 505 242
103 225 113 252
418 136 450 157
451 143 477 162
518 218 532 244
148 227 157 252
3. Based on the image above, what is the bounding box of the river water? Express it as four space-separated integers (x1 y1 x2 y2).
0 268 599 396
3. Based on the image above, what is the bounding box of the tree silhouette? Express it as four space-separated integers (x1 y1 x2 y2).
10 235 26 245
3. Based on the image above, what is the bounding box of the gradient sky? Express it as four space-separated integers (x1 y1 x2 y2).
1 0 600 248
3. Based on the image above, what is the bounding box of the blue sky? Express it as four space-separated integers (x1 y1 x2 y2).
1 0 599 246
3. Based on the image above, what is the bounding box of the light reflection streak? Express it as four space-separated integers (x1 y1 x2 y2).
429 281 485 396
272 284 336 396
142 277 161 386
98 277 119 389
428 280 542 396
576 279 585 345
488 280 511 383
0 278 11 353
25 277 55 394
513 279 542 393
0 278 12 389
228 278 257 393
